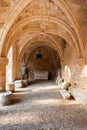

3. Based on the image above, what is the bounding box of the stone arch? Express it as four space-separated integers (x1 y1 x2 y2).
0 0 85 57
0 17 81 58
22 45 61 80
26 45 60 68
18 41 63 62
17 33 63 61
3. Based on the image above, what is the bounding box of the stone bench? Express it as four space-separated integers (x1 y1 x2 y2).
15 80 23 88
0 91 13 106
6 82 15 92
34 70 49 80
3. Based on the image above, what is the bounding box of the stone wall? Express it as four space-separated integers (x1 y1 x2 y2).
61 42 87 90
77 53 87 90
24 47 61 81
6 43 87 90
61 43 78 86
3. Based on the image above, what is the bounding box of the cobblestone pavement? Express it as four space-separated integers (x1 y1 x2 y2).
0 80 87 130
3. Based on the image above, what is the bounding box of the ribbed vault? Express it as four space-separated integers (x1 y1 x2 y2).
0 0 85 59
1 18 81 58
17 34 64 61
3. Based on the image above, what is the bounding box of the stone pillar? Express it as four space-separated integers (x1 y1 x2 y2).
77 57 86 89
0 57 8 92
60 61 64 78
12 60 21 81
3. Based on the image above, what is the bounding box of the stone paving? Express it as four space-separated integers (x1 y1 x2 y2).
0 80 87 130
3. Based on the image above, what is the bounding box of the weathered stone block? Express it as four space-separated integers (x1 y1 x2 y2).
6 82 15 92
0 86 3 92
15 80 23 88
0 91 13 106
69 87 87 105
60 89 71 99
60 81 71 90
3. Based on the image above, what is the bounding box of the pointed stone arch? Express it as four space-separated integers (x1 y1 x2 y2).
0 0 85 58
1 16 81 58
17 34 64 61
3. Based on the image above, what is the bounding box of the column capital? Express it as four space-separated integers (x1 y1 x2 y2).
0 57 8 66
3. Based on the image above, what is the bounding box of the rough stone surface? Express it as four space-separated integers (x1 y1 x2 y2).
3 0 86 91
26 46 60 80
15 80 23 88
69 87 87 105
0 81 87 130
6 82 15 92
22 80 28 87
0 91 13 106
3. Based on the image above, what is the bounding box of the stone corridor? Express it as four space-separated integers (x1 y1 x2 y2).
0 81 87 130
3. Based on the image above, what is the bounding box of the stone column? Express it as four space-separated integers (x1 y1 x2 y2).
0 57 8 92
60 61 64 76
12 60 21 81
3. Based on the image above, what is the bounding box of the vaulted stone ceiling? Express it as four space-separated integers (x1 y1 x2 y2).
0 0 87 60
0 0 17 32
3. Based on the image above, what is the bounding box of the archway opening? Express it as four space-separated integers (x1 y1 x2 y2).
21 45 61 82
